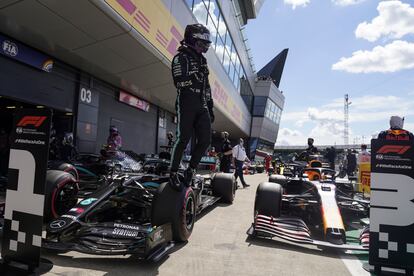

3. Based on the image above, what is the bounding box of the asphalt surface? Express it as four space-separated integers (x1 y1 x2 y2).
33 173 367 276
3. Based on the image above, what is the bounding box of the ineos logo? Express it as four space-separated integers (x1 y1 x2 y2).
50 220 66 229
2 40 18 57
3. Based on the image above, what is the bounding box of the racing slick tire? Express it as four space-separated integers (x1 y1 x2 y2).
44 170 79 222
268 175 288 188
254 182 282 218
152 182 197 242
49 161 79 181
212 173 235 204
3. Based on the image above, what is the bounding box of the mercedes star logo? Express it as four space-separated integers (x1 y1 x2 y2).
50 220 66 229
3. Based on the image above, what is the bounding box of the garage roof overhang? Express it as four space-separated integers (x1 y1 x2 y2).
0 0 248 138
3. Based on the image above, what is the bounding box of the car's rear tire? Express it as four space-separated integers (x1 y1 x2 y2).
268 175 288 187
152 183 196 242
44 170 79 222
49 161 79 181
212 173 235 204
254 182 282 219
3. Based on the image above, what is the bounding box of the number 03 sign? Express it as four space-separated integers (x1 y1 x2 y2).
80 87 92 104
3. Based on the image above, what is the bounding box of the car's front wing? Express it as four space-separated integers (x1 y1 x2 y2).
44 222 174 261
248 214 368 251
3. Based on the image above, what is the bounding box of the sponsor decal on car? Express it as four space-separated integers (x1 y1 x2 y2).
61 215 77 221
112 228 139 237
152 227 164 243
113 223 141 231
80 198 98 206
49 220 66 229
69 207 84 214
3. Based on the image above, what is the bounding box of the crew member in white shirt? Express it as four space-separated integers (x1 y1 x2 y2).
232 138 250 188
357 144 370 164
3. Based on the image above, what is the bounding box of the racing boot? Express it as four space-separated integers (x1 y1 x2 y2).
184 167 195 187
169 171 183 192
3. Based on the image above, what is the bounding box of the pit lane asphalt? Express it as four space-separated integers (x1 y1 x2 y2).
41 173 360 276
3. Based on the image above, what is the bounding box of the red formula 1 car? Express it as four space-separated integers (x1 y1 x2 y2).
247 170 370 251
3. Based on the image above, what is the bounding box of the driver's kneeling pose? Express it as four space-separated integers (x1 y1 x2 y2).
169 24 215 191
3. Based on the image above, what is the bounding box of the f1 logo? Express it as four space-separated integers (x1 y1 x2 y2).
17 116 46 127
377 145 410 154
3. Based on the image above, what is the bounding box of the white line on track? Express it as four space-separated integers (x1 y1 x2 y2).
340 253 370 276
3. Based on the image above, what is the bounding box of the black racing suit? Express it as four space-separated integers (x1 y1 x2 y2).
170 45 214 172
306 145 318 154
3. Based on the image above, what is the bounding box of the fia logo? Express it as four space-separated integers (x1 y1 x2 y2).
2 40 18 57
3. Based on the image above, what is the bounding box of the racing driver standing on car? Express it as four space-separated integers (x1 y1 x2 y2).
169 24 214 191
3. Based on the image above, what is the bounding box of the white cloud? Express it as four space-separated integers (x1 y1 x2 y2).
332 0 366 7
283 95 414 124
278 95 414 145
276 128 305 145
355 1 414 42
404 122 414 132
324 95 402 110
284 0 310 10
332 40 414 73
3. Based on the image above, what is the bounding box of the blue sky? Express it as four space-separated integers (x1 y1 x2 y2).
246 0 414 146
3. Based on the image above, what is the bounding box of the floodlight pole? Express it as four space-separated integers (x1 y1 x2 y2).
344 94 351 147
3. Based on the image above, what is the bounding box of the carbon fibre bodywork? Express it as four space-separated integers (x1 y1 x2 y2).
44 169 234 260
249 174 370 251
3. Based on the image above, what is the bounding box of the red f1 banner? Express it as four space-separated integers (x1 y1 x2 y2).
377 145 411 154
16 116 47 127
370 139 414 274
1 109 51 270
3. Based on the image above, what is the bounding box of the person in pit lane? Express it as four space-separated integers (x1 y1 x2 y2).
232 138 250 188
169 23 215 191
306 137 318 154
378 116 414 141
298 137 318 162
220 131 233 173
107 126 122 151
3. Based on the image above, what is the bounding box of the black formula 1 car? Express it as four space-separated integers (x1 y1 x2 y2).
44 169 235 260
247 169 370 251
48 149 172 198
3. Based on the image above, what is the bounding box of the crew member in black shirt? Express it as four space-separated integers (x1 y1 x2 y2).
220 131 232 173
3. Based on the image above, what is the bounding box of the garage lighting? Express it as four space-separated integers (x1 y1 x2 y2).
36 105 45 108
65 112 73 116
6 106 16 109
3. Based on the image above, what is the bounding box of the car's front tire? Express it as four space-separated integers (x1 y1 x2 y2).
268 175 288 187
212 173 235 204
152 183 197 242
44 170 79 221
254 182 282 219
